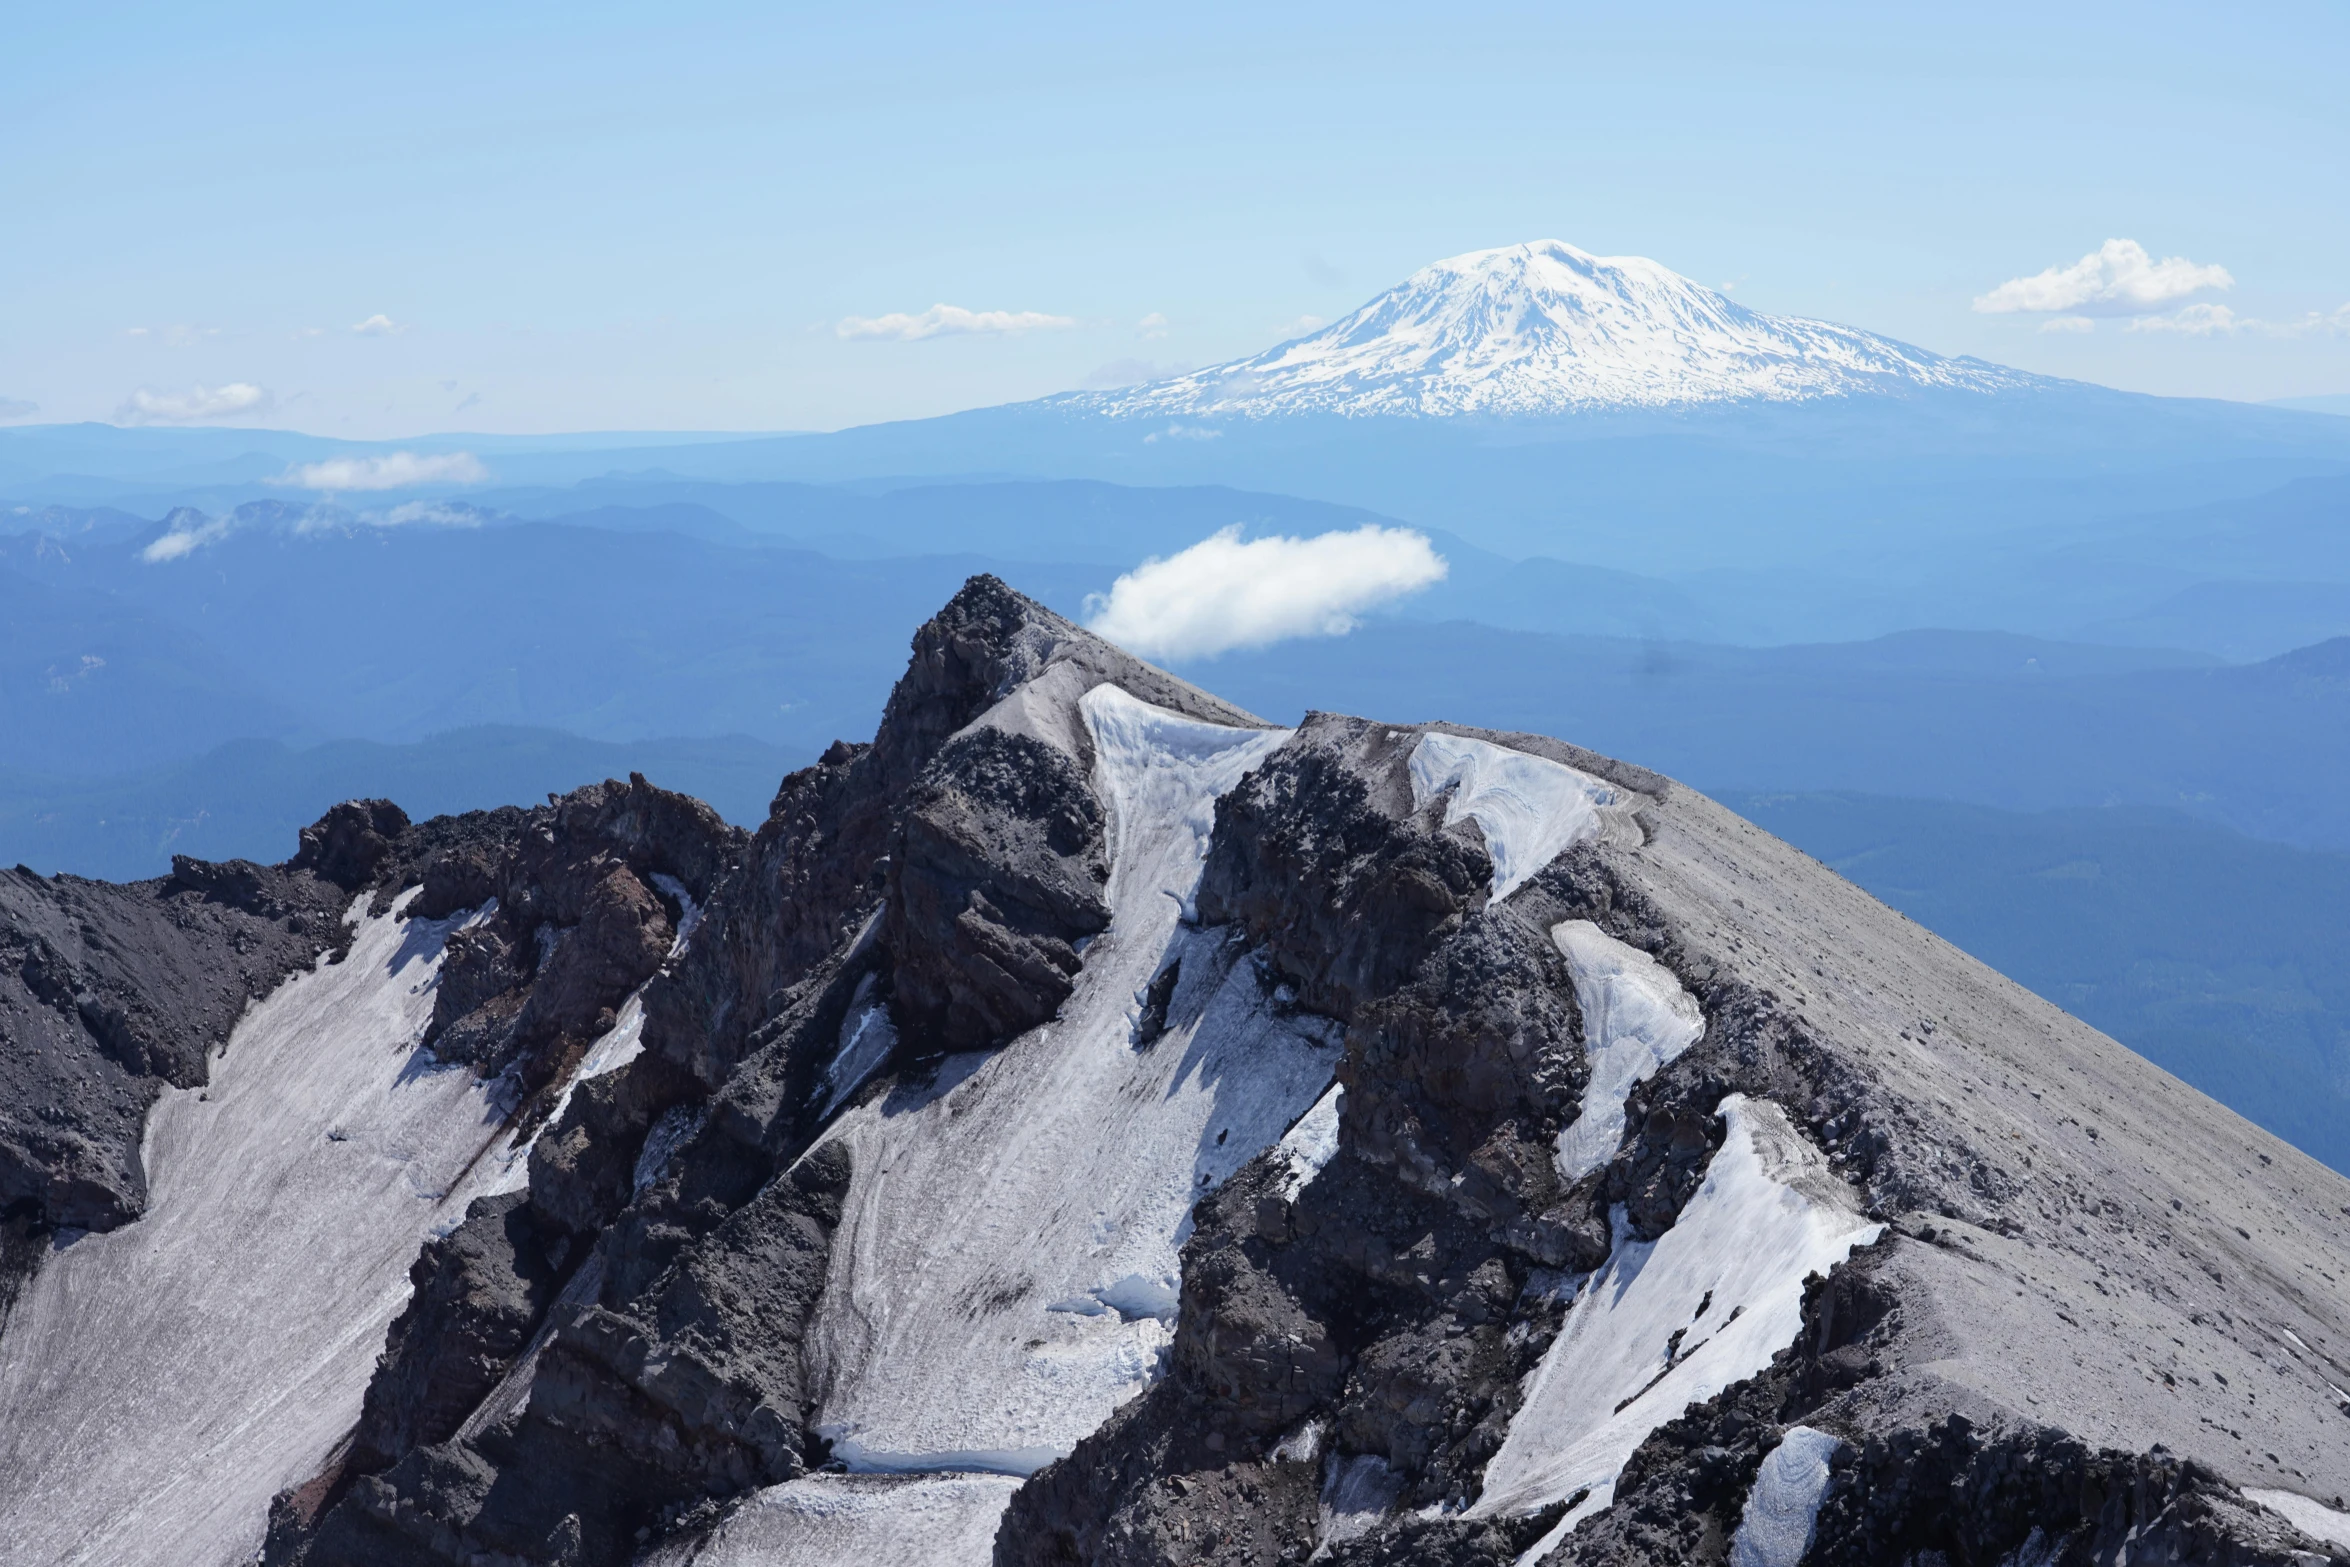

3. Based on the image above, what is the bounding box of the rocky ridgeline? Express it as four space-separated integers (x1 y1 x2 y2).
4 577 2347 1567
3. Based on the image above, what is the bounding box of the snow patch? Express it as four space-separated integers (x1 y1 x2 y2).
2249 1489 2350 1550
1409 731 1615 902
635 1471 1022 1567
798 686 1336 1473
0 895 513 1567
1728 1426 1843 1567
1551 921 1705 1181
1317 1452 1401 1556
1474 1095 1881 1556
1276 1083 1345 1198
820 983 898 1119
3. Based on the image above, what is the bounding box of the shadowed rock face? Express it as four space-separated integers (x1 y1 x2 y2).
7 577 2350 1567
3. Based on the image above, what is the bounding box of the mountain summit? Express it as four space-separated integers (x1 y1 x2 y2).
5 580 2349 1566
1071 240 2039 418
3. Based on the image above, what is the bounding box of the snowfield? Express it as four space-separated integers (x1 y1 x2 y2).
0 895 514 1567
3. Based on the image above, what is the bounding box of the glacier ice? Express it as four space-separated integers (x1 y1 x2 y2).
1550 920 1705 1181
1408 730 1614 903
1727 1425 1843 1567
0 896 514 1567
796 685 1339 1475
1473 1095 1881 1556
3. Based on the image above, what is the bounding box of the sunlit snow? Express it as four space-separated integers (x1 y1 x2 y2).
798 685 1339 1475
1070 240 2035 419
0 896 513 1567
1408 730 1615 902
1473 1095 1881 1559
1551 920 1705 1181
635 1472 1023 1567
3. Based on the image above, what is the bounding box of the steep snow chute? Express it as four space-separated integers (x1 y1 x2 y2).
1473 1095 1881 1556
1551 920 1706 1181
796 684 1337 1482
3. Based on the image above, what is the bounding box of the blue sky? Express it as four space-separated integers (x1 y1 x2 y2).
5 0 2346 436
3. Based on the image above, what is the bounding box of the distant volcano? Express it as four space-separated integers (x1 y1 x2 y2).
1058 239 2044 419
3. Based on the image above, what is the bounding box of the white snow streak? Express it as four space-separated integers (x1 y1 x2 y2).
1275 1083 1345 1198
798 685 1337 1478
1474 1096 1881 1557
636 1472 1022 1566
1551 921 1705 1182
1728 1426 1844 1567
0 896 512 1567
1408 731 1614 903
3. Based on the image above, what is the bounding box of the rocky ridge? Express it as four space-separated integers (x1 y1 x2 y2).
0 577 2345 1567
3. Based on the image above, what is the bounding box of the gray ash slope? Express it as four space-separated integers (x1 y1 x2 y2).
2 578 2347 1567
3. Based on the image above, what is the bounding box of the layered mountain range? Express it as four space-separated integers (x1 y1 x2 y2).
3 578 2347 1566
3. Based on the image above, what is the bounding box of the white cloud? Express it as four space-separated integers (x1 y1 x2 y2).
1974 239 2232 316
376 500 487 527
0 396 37 419
834 303 1077 341
2124 300 2350 339
351 313 405 336
140 514 235 562
115 382 272 424
1143 422 1221 443
1083 358 1188 389
1137 312 1169 339
2127 303 2240 336
1084 525 1448 661
1273 314 1328 339
2037 315 2095 334
273 451 489 490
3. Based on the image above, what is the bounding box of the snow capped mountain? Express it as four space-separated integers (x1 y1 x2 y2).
1071 240 2037 418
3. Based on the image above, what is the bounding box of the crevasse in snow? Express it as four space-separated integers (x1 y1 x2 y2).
792 683 1336 1500
1727 1426 1844 1567
1550 920 1705 1181
0 895 512 1567
1407 730 1615 903
1473 1095 1882 1558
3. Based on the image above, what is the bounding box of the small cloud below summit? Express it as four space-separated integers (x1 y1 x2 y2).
1974 239 2232 317
351 314 406 336
1084 524 1447 661
835 304 1077 341
273 451 489 490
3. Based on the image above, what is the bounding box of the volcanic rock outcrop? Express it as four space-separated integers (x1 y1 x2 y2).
2 577 2347 1567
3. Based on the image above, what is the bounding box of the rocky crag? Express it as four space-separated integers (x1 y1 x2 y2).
3 577 2347 1567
